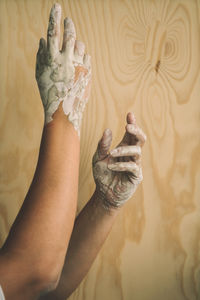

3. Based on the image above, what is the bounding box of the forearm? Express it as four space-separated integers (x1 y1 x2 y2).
0 109 80 298
41 189 119 300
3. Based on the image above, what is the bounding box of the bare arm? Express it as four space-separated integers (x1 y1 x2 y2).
39 189 119 300
41 113 146 300
0 3 91 299
0 108 80 300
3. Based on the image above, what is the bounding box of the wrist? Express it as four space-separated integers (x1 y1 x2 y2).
44 103 80 140
92 188 121 216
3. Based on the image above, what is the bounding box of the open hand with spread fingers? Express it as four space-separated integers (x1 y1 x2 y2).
36 3 91 136
92 113 146 210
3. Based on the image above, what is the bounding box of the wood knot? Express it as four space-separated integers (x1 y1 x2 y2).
155 60 161 73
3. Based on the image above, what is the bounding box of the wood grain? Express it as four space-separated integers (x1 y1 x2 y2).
0 0 200 299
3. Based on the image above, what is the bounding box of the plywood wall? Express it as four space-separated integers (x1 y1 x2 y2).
0 0 200 299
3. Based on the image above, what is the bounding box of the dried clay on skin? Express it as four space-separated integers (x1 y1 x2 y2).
92 126 144 210
36 4 91 136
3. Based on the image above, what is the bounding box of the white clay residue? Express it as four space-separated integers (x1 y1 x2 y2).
36 4 91 137
92 123 145 210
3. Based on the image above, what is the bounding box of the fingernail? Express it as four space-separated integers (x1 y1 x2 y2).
64 17 72 25
54 3 61 10
104 128 111 135
53 3 61 15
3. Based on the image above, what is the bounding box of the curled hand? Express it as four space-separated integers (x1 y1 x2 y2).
92 113 146 210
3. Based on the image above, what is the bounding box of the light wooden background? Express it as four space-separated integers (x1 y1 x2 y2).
0 0 200 299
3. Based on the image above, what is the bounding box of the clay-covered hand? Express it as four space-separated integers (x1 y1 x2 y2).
36 3 91 136
92 113 146 210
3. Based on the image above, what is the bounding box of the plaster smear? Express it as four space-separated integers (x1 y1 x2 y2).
36 4 91 136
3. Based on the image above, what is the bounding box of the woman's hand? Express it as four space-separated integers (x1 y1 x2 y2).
92 113 146 210
36 3 91 136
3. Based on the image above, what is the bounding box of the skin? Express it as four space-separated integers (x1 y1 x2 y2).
93 112 146 209
0 110 80 300
36 3 91 136
0 3 146 300
0 4 90 300
40 112 146 300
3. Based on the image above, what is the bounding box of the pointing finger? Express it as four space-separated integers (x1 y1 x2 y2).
47 3 61 57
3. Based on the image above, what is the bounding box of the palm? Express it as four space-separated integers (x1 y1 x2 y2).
93 155 136 207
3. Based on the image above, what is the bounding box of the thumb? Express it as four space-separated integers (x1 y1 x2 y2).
37 38 46 55
97 128 112 161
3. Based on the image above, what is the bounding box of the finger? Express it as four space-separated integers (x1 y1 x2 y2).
126 112 137 125
37 38 47 56
97 128 112 160
36 38 47 80
47 3 61 57
107 161 140 175
126 124 147 147
119 113 139 145
110 145 141 159
83 54 91 69
62 17 76 55
74 40 85 63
